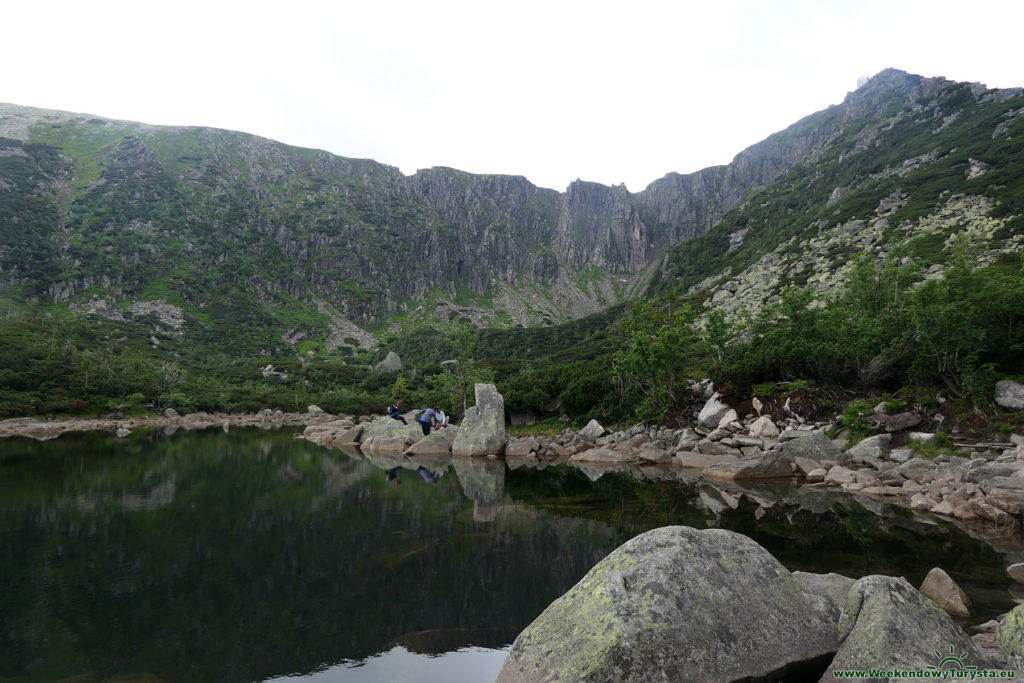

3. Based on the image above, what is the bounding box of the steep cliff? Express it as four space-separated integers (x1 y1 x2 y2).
2 68 1019 353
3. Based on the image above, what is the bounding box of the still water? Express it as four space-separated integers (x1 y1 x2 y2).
0 427 1018 682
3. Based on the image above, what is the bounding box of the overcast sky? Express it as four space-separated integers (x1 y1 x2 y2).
3 0 1023 191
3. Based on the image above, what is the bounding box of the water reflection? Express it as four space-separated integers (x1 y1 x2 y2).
0 428 1019 683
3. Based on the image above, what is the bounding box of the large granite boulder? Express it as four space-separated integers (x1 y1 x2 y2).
823 575 994 679
451 384 506 457
701 451 794 481
358 417 423 455
404 425 458 455
780 429 841 461
996 380 1024 410
497 526 838 682
697 392 731 429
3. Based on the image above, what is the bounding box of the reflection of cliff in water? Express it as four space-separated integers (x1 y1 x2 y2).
0 429 612 683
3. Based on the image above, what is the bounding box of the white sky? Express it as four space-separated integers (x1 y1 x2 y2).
3 0 1023 191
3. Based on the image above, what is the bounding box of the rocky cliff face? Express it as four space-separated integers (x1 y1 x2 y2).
2 69 1015 338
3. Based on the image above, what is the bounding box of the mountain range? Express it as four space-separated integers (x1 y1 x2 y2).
1 68 1023 419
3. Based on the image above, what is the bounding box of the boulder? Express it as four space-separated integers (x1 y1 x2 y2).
1007 563 1024 584
845 433 892 461
374 351 403 373
163 407 180 418
702 452 794 481
872 410 922 432
748 415 780 438
636 442 672 464
306 404 326 415
404 426 458 455
359 417 423 455
824 465 857 486
673 451 738 469
919 567 971 618
998 604 1024 655
697 392 731 429
792 570 856 610
579 419 606 441
781 429 841 461
505 436 540 457
451 384 506 457
996 380 1024 410
570 447 633 464
334 424 363 445
496 526 838 683
824 575 995 677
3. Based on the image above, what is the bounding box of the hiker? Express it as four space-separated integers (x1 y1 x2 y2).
417 406 440 436
434 408 447 430
387 400 407 424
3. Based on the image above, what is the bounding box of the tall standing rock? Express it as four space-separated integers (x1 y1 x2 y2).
451 384 507 457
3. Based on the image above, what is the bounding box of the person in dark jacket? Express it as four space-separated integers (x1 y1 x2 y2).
387 401 407 424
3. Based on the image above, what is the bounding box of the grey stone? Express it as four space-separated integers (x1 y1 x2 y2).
846 433 892 460
748 414 780 438
824 575 994 678
793 570 856 611
496 526 838 683
374 350 403 373
579 419 606 441
996 380 1024 410
451 384 506 457
404 425 458 455
696 439 743 457
781 429 841 460
505 436 540 457
570 447 633 464
899 458 936 483
673 451 738 469
824 466 857 486
697 392 731 429
872 410 923 432
163 407 180 418
702 452 794 481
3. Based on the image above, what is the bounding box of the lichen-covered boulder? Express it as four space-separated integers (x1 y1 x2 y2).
403 425 458 455
358 417 423 455
497 526 838 682
998 605 1024 656
823 575 994 679
451 384 506 457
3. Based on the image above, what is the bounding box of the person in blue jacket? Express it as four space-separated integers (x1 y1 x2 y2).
417 406 440 436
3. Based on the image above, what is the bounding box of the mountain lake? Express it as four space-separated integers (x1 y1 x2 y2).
0 426 1020 682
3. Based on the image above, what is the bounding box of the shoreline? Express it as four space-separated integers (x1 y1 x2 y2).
0 410 341 441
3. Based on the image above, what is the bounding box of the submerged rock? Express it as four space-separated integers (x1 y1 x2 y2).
497 526 838 682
